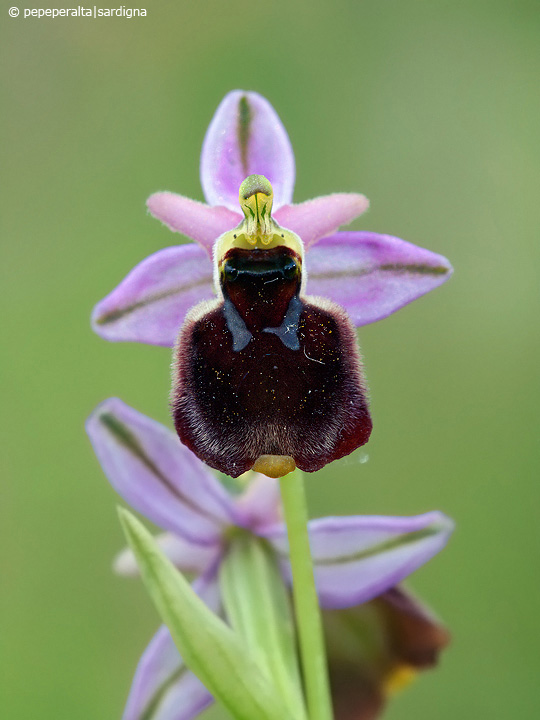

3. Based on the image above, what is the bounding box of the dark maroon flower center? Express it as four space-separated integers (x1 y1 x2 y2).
172 244 372 478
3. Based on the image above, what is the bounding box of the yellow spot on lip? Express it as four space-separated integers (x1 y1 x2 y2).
252 455 296 478
383 665 416 695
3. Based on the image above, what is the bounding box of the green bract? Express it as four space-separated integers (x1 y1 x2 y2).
119 509 301 720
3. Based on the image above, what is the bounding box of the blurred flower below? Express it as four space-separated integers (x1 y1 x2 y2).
87 397 452 720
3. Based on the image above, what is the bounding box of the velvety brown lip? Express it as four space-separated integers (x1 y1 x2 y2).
172 245 371 477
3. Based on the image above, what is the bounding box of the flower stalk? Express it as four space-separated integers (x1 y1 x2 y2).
279 471 333 720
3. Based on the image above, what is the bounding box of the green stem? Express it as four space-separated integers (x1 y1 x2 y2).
279 471 333 720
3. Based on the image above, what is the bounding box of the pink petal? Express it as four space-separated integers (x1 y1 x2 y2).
200 90 295 211
91 244 214 347
274 194 369 247
263 512 454 609
147 192 241 253
305 232 453 326
86 398 239 546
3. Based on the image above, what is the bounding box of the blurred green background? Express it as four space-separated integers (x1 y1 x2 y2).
2 0 539 717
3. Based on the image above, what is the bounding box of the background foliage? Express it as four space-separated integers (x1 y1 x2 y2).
2 1 539 717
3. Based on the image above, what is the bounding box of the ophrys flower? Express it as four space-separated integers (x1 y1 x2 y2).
92 90 451 349
92 91 452 477
86 397 453 720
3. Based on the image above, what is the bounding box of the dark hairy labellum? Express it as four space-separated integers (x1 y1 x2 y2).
172 245 372 478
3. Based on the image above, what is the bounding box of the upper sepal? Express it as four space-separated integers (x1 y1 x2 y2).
200 91 295 212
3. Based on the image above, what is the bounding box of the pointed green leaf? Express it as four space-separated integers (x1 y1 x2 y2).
118 508 299 720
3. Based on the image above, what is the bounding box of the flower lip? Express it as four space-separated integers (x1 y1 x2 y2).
172 284 372 476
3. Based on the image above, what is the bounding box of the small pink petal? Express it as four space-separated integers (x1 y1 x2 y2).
275 193 369 247
147 192 241 252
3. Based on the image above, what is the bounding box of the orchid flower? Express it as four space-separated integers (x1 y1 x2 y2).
92 90 452 349
87 397 453 720
91 91 452 478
